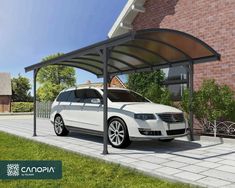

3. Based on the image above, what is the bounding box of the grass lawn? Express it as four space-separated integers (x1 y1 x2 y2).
0 131 192 188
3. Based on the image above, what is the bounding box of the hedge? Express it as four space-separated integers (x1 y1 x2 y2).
11 102 34 113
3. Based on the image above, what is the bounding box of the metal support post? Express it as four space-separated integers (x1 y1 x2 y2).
188 62 194 141
101 47 110 154
33 68 38 136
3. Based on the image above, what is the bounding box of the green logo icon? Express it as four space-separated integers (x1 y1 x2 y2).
0 160 62 179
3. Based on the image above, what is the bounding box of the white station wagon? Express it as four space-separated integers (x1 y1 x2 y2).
50 87 188 148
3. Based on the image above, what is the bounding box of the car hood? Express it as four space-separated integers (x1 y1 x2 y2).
110 102 182 114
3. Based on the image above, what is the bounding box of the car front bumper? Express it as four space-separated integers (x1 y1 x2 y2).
130 130 189 141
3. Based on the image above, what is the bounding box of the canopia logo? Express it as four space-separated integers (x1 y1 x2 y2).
7 164 20 176
21 167 55 173
1 161 62 179
6 164 55 177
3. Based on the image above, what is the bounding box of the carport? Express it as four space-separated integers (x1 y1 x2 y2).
25 28 220 154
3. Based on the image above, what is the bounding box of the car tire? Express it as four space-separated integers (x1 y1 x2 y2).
159 138 174 142
108 118 131 148
54 115 69 136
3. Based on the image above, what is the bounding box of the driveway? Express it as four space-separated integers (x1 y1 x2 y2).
1 116 235 187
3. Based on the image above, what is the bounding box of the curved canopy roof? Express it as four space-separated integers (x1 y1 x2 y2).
25 28 220 77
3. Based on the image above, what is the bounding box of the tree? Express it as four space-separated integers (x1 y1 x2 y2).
12 74 32 102
127 71 172 105
37 53 76 101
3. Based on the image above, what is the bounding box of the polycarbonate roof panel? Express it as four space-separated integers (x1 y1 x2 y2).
137 30 214 59
25 28 220 77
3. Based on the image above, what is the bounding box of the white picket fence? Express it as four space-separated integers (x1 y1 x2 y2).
36 101 52 119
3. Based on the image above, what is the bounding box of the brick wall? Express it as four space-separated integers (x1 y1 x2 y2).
0 96 11 112
133 0 235 91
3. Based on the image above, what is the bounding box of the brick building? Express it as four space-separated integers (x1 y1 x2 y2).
108 0 235 95
0 73 12 112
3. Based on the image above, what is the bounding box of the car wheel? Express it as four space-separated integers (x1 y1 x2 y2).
159 138 174 142
54 115 69 136
108 118 131 148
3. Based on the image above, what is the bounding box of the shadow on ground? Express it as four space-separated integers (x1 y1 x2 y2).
68 131 235 160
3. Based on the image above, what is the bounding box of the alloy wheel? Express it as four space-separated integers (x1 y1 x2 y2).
54 116 64 134
108 120 125 146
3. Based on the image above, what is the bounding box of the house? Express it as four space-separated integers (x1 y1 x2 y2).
78 76 126 88
0 73 12 112
108 0 235 98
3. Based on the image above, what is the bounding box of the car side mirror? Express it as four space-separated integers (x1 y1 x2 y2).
91 98 101 104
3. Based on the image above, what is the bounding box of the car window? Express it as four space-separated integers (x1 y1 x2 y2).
74 89 86 103
106 89 149 102
56 91 71 102
84 89 102 103
62 89 102 103
67 90 79 102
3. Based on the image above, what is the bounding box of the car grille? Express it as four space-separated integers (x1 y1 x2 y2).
158 113 184 123
167 129 186 135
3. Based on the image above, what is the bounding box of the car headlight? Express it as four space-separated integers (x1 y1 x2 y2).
134 114 156 120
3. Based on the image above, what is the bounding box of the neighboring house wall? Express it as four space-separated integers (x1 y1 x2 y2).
109 76 126 88
0 72 12 113
0 96 11 112
132 0 235 91
78 76 126 88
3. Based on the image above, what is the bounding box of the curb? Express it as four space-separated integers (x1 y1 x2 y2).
0 112 33 116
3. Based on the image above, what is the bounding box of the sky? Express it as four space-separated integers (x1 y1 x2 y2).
0 0 127 84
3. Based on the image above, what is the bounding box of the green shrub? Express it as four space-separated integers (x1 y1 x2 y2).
181 79 235 124
11 102 33 112
127 70 173 105
145 84 172 105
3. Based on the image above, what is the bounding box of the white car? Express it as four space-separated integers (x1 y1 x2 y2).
50 87 188 148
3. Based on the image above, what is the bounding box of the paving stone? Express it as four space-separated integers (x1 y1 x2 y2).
201 169 235 182
163 161 188 168
180 165 207 173
117 157 138 163
196 161 222 168
197 177 231 187
155 166 182 175
130 161 161 170
178 149 207 155
206 149 232 154
174 171 205 181
154 153 176 159
203 157 224 163
219 160 235 167
172 152 204 159
216 165 235 173
221 184 235 188
140 156 169 164
219 154 235 161
125 153 154 158
170 156 200 164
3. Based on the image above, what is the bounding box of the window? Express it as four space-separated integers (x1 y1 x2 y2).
107 90 149 102
75 89 86 102
163 66 188 101
67 90 78 102
56 91 71 102
83 89 102 103
167 84 187 101
56 90 97 103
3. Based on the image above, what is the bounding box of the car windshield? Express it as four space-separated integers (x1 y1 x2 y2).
106 89 149 102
